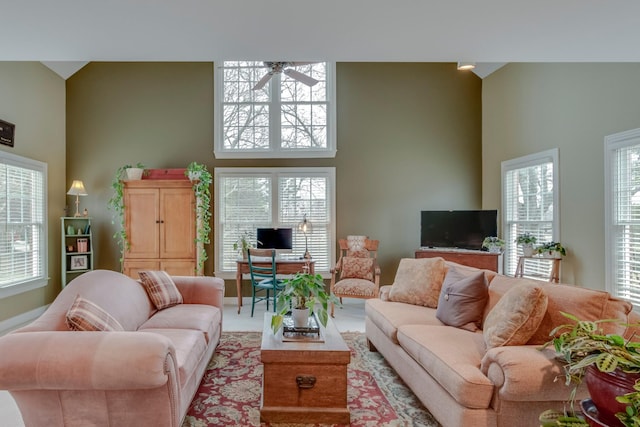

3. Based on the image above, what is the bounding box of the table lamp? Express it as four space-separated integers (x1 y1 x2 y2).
297 214 313 260
67 180 88 217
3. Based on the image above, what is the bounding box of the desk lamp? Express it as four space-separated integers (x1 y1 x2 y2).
297 214 313 260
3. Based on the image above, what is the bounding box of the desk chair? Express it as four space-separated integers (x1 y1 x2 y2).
247 248 284 317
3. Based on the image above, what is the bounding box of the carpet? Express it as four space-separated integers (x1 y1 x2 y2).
182 331 440 427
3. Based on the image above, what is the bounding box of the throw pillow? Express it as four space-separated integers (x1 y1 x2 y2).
66 295 124 332
138 270 183 310
388 257 446 308
483 282 548 348
435 267 488 332
341 256 374 280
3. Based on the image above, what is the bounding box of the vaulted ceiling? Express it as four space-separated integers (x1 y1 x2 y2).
5 1 640 79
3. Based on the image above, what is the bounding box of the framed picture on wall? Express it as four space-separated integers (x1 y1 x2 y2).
0 119 15 147
70 255 88 270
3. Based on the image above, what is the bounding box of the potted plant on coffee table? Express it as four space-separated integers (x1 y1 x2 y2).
270 272 341 334
539 312 640 427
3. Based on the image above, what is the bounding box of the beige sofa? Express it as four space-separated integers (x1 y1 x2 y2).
0 269 224 427
365 259 639 427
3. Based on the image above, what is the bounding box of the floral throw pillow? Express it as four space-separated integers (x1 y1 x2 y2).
388 257 446 308
341 257 374 280
139 270 183 310
66 295 124 332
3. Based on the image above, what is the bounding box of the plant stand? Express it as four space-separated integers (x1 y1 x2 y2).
514 256 561 283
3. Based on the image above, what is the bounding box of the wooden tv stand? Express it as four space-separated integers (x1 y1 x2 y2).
415 248 502 273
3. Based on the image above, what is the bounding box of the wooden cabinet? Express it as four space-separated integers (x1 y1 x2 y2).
415 248 502 273
123 180 199 279
61 217 94 287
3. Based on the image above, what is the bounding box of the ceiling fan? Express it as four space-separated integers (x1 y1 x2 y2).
253 62 319 90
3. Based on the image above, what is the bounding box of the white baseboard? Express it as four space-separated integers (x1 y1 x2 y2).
0 305 49 336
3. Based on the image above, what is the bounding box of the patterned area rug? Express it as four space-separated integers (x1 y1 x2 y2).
182 331 439 427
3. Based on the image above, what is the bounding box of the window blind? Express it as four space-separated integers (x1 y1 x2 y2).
0 154 46 289
502 152 557 278
611 143 640 305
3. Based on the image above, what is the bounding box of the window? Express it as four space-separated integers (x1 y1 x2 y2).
502 149 559 277
605 128 640 305
214 61 336 158
0 151 48 298
214 167 335 278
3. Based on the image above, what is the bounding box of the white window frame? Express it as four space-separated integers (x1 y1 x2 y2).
605 128 640 304
501 148 560 277
214 61 337 159
214 167 336 279
0 150 48 298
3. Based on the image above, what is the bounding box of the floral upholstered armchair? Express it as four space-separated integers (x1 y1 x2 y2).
330 236 380 316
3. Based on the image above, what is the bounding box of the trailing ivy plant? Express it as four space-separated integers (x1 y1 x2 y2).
107 163 145 270
185 162 212 274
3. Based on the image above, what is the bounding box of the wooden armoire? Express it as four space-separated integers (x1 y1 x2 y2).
122 179 201 279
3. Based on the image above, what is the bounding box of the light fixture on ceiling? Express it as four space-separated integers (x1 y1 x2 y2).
457 62 476 71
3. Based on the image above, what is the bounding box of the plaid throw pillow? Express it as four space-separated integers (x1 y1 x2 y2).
66 295 124 332
138 270 183 310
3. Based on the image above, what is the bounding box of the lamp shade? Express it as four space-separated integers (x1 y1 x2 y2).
297 214 312 234
67 180 88 196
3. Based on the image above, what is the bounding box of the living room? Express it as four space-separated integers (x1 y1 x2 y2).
2 2 640 426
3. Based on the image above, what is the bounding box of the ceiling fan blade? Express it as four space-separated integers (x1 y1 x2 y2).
283 69 319 87
253 72 273 90
286 61 318 67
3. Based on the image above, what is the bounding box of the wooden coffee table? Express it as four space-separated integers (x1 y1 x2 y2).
260 312 351 424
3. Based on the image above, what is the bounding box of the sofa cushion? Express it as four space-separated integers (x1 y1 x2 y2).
398 324 493 409
341 256 374 280
139 271 183 310
436 267 488 332
333 278 378 297
483 282 548 348
388 257 446 308
365 298 442 344
145 329 207 389
139 304 222 343
66 295 124 332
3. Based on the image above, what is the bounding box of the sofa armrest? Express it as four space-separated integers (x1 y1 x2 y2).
0 331 177 391
378 285 392 301
172 276 224 308
480 345 587 402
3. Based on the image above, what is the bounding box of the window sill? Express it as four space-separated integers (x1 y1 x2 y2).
0 277 49 299
213 149 337 159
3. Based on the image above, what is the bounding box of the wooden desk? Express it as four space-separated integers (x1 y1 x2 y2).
515 256 561 283
236 259 315 314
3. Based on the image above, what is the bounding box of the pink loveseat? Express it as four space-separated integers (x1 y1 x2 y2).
0 269 224 427
365 260 640 427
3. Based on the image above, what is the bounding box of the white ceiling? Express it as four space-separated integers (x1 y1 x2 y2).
5 1 640 79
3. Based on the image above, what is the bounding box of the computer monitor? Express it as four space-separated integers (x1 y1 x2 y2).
256 228 293 253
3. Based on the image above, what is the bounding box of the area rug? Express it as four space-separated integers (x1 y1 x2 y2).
182 331 440 427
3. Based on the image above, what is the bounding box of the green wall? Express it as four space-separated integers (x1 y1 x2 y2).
0 62 66 322
482 63 640 289
66 62 482 295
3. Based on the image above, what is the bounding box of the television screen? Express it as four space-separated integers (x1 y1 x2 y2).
256 228 293 250
420 210 498 250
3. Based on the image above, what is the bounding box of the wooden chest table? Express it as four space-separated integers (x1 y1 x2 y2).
260 313 351 424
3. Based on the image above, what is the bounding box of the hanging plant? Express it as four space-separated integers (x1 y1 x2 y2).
185 162 212 273
107 163 145 270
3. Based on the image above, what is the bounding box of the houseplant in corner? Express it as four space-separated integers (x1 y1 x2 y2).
271 272 341 333
185 162 212 273
516 232 538 257
107 162 145 268
539 312 640 427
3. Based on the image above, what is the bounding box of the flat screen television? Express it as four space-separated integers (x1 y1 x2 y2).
256 228 293 251
420 210 498 250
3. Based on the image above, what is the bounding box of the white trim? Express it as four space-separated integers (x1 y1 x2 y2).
604 128 640 296
0 277 48 299
0 304 49 336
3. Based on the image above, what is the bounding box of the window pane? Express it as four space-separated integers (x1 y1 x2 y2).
223 104 270 150
0 156 46 289
503 157 555 277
